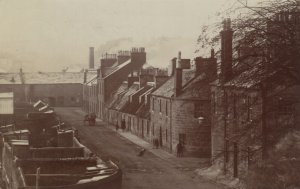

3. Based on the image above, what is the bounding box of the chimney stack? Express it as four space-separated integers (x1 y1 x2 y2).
117 51 131 65
97 68 101 78
174 51 183 97
220 18 233 82
89 47 95 69
131 47 146 67
127 76 139 88
211 48 215 58
83 70 87 83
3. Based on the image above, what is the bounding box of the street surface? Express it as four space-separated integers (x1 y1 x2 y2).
55 107 225 189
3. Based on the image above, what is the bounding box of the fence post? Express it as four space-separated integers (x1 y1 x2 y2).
233 142 238 178
36 167 40 189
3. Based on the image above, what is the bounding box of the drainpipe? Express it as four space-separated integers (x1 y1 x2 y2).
170 98 173 153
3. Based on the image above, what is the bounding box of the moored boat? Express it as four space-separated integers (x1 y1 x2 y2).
0 101 122 189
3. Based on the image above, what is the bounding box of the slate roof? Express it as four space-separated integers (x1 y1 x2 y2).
224 66 277 88
210 63 278 89
179 73 211 100
0 72 91 84
104 59 131 79
107 82 129 108
101 67 118 78
136 104 151 119
122 86 152 114
110 83 139 111
151 69 196 98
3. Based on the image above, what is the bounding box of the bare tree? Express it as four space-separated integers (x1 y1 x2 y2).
197 1 300 188
197 0 300 82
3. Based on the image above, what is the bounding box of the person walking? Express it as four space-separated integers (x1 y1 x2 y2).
176 142 183 157
154 138 159 149
121 119 126 131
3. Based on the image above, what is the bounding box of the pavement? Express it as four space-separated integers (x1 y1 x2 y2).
104 119 210 170
56 107 227 189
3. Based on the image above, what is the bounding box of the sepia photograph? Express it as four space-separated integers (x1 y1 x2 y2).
0 0 299 188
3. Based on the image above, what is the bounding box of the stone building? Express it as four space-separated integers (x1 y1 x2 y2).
150 51 217 157
106 66 168 143
82 70 98 114
82 47 99 114
211 18 300 178
83 47 146 119
0 70 87 107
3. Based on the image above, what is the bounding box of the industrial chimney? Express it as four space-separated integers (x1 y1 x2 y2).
89 47 95 69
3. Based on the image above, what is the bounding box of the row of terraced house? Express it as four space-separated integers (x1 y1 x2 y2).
83 16 300 179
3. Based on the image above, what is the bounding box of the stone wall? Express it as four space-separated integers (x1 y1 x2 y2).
171 99 211 157
150 96 172 152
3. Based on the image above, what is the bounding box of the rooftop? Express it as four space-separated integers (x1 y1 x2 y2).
151 69 196 98
0 72 93 84
110 83 139 111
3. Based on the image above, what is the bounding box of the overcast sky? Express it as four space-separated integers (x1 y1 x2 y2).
0 0 260 72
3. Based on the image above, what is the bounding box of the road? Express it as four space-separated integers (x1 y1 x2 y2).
55 107 224 189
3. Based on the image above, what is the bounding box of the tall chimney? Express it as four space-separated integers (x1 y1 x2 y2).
220 18 233 82
89 47 95 69
174 51 182 97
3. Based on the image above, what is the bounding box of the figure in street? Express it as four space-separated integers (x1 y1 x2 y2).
89 113 96 126
121 118 126 131
137 148 146 157
154 138 159 149
176 142 183 157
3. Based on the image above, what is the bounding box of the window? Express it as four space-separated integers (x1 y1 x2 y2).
159 99 162 112
166 101 168 116
194 102 204 118
147 121 150 135
152 123 154 135
152 98 155 111
166 129 168 142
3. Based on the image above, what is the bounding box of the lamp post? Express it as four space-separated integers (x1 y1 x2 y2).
197 116 205 125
